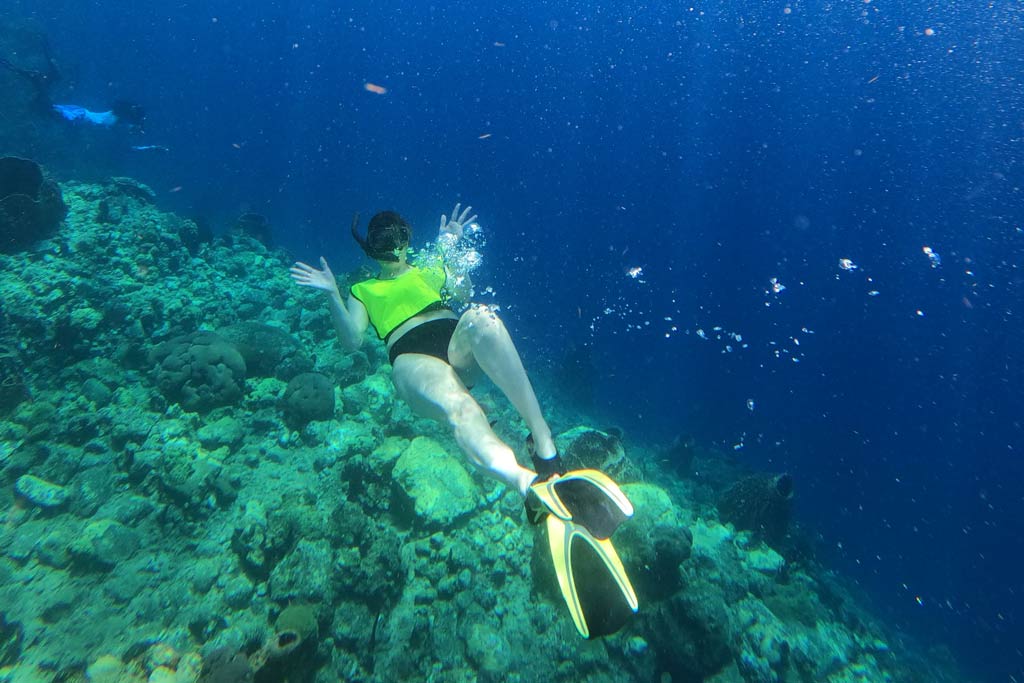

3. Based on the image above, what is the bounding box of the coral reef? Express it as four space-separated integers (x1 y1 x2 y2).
0 178 967 683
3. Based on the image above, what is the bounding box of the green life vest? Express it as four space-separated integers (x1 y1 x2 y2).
350 265 448 340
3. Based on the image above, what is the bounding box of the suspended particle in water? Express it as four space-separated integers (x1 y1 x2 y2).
839 258 858 271
746 398 755 412
769 277 786 294
922 245 941 268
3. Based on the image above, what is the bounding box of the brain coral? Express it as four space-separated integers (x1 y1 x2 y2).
217 322 309 380
279 372 334 428
148 331 247 412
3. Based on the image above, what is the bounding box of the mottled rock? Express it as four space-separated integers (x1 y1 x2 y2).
70 518 140 570
269 538 334 604
217 322 308 379
465 622 511 673
198 647 254 683
14 474 67 507
718 473 794 546
744 545 785 577
556 426 642 482
392 437 478 526
197 416 245 451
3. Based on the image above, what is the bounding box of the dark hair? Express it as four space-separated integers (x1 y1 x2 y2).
351 210 411 261
111 100 146 128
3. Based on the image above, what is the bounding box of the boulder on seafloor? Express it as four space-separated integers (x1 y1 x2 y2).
392 436 479 527
196 415 245 451
0 156 66 253
70 518 141 571
198 647 254 683
14 474 68 508
555 426 642 482
717 472 794 546
618 483 693 601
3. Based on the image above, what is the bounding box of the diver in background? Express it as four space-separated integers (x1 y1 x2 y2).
52 100 146 131
290 204 639 639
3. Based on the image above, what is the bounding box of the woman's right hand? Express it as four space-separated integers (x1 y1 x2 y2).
290 257 339 295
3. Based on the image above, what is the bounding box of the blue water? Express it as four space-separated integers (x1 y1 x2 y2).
11 0 1024 679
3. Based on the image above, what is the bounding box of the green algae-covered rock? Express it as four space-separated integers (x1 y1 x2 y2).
197 415 245 451
341 371 393 422
14 474 68 508
367 435 409 470
743 544 785 577
70 518 140 570
616 483 693 600
465 622 511 673
392 437 478 526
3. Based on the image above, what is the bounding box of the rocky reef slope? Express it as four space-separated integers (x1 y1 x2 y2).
0 179 965 683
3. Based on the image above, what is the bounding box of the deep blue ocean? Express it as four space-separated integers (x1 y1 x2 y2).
7 1 1023 680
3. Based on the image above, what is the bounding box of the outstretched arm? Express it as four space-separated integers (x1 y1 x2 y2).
290 257 368 351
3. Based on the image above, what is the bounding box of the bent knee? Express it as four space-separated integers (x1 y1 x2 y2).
460 304 505 339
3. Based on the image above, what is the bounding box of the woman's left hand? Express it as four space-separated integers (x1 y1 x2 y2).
438 202 477 240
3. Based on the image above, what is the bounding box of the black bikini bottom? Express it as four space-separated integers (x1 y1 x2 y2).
388 318 459 365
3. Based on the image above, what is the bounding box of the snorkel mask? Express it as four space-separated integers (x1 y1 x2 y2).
351 211 411 262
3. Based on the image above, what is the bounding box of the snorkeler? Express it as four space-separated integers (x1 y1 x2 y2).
290 205 638 638
52 100 146 131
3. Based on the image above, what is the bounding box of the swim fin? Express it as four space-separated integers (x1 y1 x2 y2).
526 469 633 539
528 470 639 638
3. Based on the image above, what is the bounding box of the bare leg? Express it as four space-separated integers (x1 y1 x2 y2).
392 353 537 495
447 305 557 459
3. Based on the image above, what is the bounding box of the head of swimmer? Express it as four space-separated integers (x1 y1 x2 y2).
354 211 411 263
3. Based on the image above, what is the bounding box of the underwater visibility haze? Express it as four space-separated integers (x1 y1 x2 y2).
0 1 1022 682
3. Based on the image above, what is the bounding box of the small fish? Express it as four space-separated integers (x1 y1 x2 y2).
130 144 169 152
867 75 879 84
364 82 387 95
478 133 492 139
